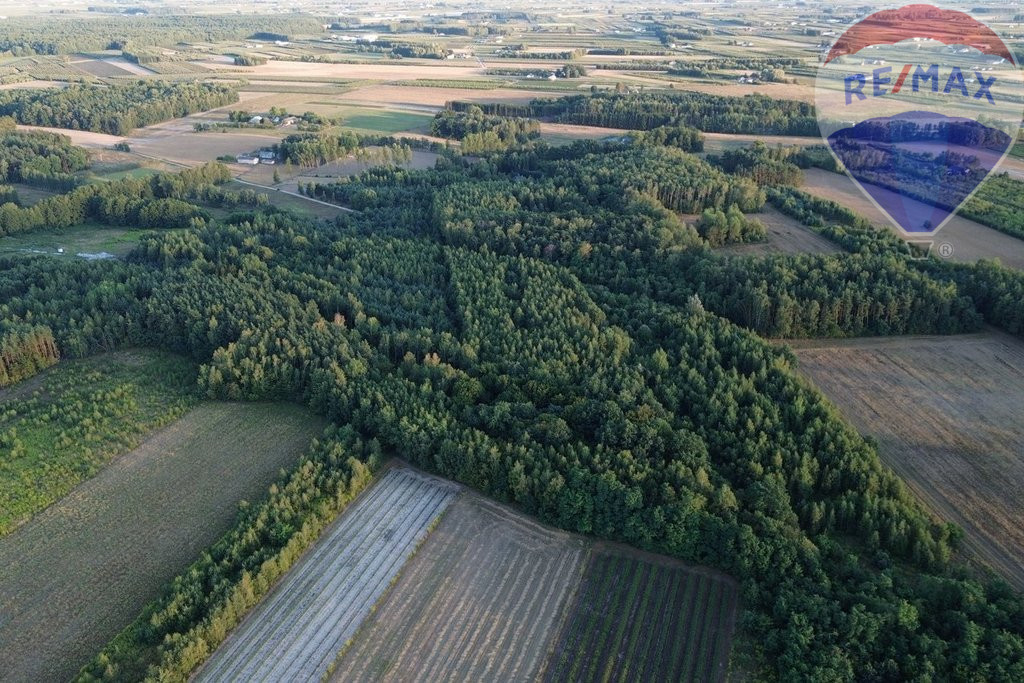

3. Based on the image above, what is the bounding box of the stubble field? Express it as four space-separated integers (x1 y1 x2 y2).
197 468 458 683
332 493 588 682
792 332 1024 590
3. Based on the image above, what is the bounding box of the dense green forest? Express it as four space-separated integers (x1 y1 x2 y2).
0 119 89 190
0 162 267 235
0 81 238 135
1 126 1021 681
432 106 541 153
0 14 323 55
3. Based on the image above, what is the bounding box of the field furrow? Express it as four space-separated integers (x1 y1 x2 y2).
332 494 586 682
543 548 738 683
197 468 457 683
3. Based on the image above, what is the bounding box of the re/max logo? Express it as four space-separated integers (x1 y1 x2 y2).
845 65 996 105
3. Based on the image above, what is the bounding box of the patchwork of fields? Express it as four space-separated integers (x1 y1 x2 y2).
792 332 1024 590
333 494 588 682
316 488 738 682
197 468 459 683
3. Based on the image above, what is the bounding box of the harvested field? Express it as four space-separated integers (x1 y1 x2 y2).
14 124 125 148
0 79 64 90
202 59 490 81
791 332 1024 590
332 493 588 682
340 84 561 108
542 548 738 683
197 468 458 683
718 205 840 256
800 168 1024 270
0 401 325 683
130 131 281 166
279 150 440 194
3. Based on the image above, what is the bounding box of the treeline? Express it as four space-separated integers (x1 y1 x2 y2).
710 140 805 186
80 432 376 682
0 14 323 55
277 131 436 167
233 55 267 66
0 323 58 387
0 162 237 235
451 91 818 135
766 186 916 256
669 56 800 78
0 122 90 191
0 81 238 135
628 123 704 152
497 48 587 60
432 106 540 153
351 40 452 60
767 185 1024 344
580 247 980 338
695 205 765 246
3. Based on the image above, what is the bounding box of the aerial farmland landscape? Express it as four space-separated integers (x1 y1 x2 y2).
0 0 1023 681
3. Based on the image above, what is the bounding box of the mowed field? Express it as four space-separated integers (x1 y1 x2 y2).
800 168 1024 270
197 468 458 683
792 332 1024 590
0 401 325 682
542 549 738 683
718 205 840 256
333 494 588 682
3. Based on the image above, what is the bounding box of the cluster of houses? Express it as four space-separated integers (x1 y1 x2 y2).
246 114 298 127
236 149 279 166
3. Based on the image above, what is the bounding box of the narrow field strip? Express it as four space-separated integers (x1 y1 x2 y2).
332 494 587 683
197 468 457 683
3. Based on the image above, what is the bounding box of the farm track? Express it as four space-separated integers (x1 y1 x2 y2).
333 494 587 682
197 468 457 683
791 332 1024 590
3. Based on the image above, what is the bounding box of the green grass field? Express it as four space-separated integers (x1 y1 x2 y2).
0 222 152 258
339 109 433 135
0 350 198 535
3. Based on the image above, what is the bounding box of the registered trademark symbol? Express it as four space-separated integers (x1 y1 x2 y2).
938 243 955 259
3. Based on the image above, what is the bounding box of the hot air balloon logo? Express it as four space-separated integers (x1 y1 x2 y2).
815 4 1023 235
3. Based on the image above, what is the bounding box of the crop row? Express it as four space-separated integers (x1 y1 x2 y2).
196 468 457 683
543 551 737 683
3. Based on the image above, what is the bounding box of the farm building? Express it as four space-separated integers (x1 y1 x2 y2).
236 155 259 165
